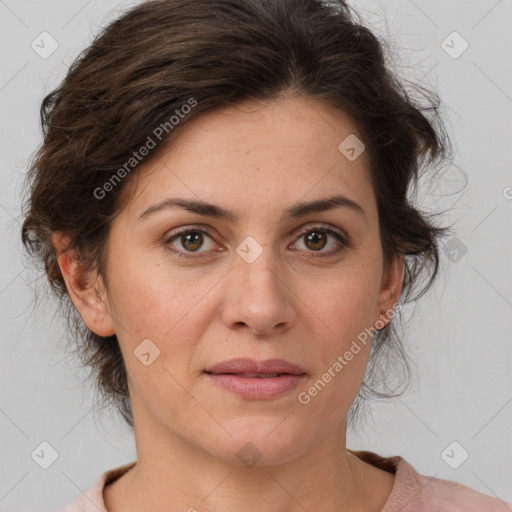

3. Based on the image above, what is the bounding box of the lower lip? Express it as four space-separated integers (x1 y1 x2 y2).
204 373 306 399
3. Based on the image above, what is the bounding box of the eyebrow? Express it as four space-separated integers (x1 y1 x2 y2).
137 194 368 224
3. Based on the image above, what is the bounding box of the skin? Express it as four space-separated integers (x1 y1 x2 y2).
54 95 404 512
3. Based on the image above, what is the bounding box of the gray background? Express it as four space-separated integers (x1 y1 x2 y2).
1 0 511 510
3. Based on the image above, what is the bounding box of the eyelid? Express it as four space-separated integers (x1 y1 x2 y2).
163 224 218 244
163 225 219 257
293 223 348 242
290 223 350 258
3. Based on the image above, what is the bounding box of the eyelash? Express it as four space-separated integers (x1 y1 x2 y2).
164 224 350 260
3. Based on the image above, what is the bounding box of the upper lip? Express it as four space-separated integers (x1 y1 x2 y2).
204 358 306 375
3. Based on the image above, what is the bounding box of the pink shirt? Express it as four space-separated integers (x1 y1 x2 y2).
59 450 512 511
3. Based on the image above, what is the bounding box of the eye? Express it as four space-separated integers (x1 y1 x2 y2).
291 224 349 258
165 224 349 259
165 228 218 258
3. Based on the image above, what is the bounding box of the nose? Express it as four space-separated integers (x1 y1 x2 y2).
220 249 295 337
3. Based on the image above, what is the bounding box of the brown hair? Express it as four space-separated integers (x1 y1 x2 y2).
21 0 455 431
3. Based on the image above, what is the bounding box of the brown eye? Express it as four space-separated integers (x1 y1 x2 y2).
292 225 349 258
165 229 216 258
303 230 328 251
180 231 204 252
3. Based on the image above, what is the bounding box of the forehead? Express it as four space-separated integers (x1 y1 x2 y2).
118 96 375 223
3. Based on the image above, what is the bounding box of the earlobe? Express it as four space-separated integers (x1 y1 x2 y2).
52 233 115 337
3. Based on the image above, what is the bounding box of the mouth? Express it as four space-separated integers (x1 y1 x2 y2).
204 357 306 376
203 358 306 399
204 372 303 378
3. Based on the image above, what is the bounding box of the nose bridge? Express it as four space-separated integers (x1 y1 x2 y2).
221 235 293 333
236 236 283 301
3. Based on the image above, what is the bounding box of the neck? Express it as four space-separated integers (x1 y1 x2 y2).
104 416 387 512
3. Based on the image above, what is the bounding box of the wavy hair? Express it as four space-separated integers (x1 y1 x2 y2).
21 0 455 431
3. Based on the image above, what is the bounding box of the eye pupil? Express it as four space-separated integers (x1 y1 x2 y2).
305 231 327 251
182 232 203 251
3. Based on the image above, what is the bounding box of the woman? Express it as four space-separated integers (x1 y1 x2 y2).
20 0 511 510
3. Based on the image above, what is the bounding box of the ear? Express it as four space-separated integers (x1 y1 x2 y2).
52 233 115 337
373 252 405 329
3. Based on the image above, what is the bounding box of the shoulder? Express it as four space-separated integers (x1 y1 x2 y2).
348 449 512 512
58 461 136 512
413 472 512 511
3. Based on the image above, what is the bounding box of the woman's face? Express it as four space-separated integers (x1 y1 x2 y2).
75 96 403 465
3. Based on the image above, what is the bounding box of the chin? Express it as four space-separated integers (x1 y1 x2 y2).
204 419 308 467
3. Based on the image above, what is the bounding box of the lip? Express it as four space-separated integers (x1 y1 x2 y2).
204 357 306 375
203 358 307 400
205 373 306 399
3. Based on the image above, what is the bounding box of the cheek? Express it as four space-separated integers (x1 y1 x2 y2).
105 252 216 393
107 264 204 421
301 263 380 340
106 249 203 338
295 262 379 395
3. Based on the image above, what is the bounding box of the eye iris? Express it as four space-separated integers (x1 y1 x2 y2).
305 230 327 251
182 232 203 251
